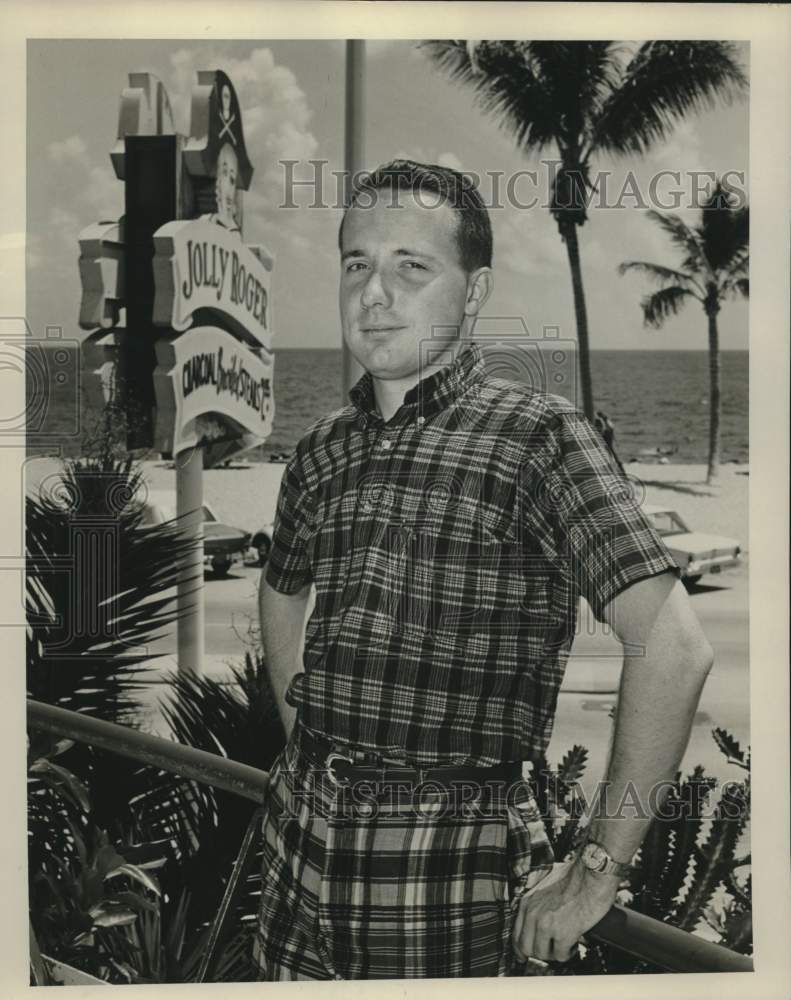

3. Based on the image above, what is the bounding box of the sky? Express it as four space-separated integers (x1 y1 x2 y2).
26 38 750 351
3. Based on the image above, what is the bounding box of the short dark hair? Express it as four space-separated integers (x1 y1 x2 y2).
338 159 493 273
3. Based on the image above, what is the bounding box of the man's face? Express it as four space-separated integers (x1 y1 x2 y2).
339 190 472 383
216 144 238 225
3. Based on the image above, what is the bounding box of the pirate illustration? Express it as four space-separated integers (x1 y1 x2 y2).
202 141 241 232
191 72 252 235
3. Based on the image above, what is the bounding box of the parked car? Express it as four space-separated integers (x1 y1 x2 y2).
136 491 251 578
642 503 741 585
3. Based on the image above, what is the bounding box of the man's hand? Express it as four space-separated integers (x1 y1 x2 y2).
511 860 619 963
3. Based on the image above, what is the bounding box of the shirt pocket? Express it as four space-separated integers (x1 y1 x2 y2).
398 477 528 639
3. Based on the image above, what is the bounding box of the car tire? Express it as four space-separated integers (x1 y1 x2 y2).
211 556 232 578
254 534 271 567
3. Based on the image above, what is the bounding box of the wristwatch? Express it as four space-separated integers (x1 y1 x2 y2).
578 840 632 879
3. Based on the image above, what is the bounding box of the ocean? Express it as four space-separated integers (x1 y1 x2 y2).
29 346 748 465
255 348 749 465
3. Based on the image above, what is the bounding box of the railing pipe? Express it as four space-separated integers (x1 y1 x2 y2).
27 699 269 803
27 699 753 974
592 903 752 973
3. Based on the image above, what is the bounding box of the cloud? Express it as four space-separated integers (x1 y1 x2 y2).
47 135 87 163
437 152 464 172
166 46 319 215
494 207 567 277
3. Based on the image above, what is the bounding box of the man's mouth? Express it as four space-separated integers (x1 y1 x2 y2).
361 325 405 334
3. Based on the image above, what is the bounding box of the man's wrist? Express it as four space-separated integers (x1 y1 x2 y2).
571 854 623 901
576 838 633 880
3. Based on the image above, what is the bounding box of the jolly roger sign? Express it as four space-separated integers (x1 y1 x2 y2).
78 68 274 463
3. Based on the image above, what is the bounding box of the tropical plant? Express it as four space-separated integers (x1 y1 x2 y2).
618 180 748 482
28 733 166 982
524 726 751 975
420 41 747 420
26 415 291 981
26 451 202 722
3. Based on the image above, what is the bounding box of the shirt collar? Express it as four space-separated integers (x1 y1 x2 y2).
348 340 485 425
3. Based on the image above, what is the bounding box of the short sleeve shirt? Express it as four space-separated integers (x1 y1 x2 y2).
265 342 680 766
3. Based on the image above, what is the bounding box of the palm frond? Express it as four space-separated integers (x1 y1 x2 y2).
26 456 203 721
419 41 566 154
700 182 750 272
591 41 747 156
640 286 694 329
724 276 749 299
618 259 703 296
644 210 706 270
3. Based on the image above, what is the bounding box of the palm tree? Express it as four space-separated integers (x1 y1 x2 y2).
421 41 747 420
618 181 748 483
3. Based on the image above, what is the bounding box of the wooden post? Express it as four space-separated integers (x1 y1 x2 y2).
343 40 365 401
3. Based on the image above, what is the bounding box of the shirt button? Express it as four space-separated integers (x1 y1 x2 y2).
381 439 393 450
417 416 426 426
334 974 343 980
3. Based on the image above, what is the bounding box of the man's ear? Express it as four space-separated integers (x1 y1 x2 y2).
464 267 493 317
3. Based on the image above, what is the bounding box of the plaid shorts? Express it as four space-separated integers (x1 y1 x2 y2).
253 723 555 980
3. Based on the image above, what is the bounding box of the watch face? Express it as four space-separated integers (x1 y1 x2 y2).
583 842 607 871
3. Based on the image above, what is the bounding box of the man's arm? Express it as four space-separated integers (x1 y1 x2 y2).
512 570 714 963
258 574 312 734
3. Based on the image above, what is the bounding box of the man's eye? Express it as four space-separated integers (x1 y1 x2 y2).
403 261 427 271
345 261 367 273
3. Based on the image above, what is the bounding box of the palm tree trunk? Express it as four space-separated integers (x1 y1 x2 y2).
560 221 595 419
706 308 721 484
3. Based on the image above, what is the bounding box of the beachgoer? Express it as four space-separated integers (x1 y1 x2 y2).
255 160 714 980
596 409 625 474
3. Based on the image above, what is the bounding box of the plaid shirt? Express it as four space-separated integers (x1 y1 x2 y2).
265 341 679 766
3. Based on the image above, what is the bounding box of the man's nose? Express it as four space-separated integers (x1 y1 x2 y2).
360 268 392 309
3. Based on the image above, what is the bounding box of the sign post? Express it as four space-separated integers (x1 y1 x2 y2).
79 69 274 678
175 444 204 672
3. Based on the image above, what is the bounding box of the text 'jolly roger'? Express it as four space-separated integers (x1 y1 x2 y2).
181 236 269 330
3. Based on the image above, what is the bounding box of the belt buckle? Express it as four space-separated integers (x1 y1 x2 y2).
325 751 354 788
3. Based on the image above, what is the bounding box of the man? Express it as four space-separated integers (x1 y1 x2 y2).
255 160 714 980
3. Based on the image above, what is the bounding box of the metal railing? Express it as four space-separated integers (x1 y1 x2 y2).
27 699 753 977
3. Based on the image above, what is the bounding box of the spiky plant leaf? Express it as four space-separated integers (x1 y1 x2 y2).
712 727 747 768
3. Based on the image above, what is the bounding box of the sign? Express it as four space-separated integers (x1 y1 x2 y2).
152 325 274 465
78 220 125 330
152 218 273 352
111 72 176 180
183 70 253 191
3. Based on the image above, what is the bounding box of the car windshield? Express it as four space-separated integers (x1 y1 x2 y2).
139 503 216 525
138 503 175 526
650 510 689 535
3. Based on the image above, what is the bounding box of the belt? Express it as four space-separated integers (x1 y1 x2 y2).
296 724 523 789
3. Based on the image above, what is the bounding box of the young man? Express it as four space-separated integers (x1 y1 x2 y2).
255 161 714 980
